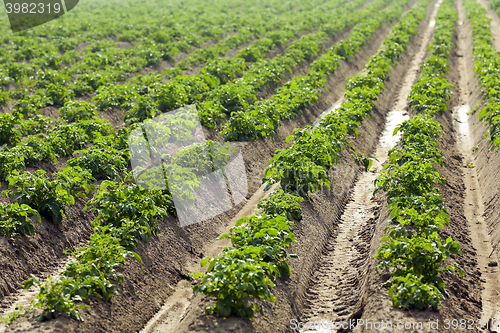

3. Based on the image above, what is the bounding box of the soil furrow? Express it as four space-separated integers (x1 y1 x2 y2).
297 0 443 330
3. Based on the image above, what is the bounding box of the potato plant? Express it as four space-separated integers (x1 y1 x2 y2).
2 167 95 224
0 203 41 240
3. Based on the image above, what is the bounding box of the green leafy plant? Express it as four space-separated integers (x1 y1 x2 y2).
257 189 304 220
171 140 237 178
0 302 34 326
3 167 95 224
0 113 22 146
374 0 463 310
465 0 500 149
84 180 172 241
19 115 52 136
46 124 89 157
58 100 98 122
193 247 278 319
0 203 41 240
21 274 89 322
68 146 128 180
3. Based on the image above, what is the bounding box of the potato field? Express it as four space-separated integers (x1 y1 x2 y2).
1 0 500 331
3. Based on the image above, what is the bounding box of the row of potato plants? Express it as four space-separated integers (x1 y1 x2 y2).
1 0 359 128
0 115 154 239
73 0 345 115
1 0 367 325
20 172 174 321
262 0 431 198
0 106 200 238
0 0 264 62
0 118 125 238
0 116 116 178
191 0 433 320
464 0 500 149
76 0 316 102
0 0 352 239
3 0 357 128
2 15 283 119
174 0 344 70
192 190 304 319
220 0 412 141
0 96 149 240
374 0 464 310
121 0 364 126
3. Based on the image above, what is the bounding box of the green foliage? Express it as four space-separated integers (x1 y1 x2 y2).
92 85 136 111
220 0 405 141
21 274 89 321
263 125 371 199
200 57 246 84
384 275 445 310
0 203 41 240
123 95 161 125
23 134 57 162
73 118 114 140
465 0 500 149
0 113 21 146
220 215 297 278
0 148 28 181
0 302 34 326
19 115 52 136
153 82 189 112
84 180 172 242
0 90 9 105
3 167 95 224
11 90 50 118
257 189 304 220
193 247 278 319
374 0 463 310
68 146 128 180
171 140 237 178
261 0 427 198
45 83 75 106
58 100 98 122
46 124 89 157
92 127 130 154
